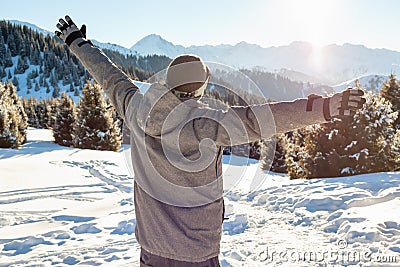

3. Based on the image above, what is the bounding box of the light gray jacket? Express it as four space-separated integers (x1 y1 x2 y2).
68 39 328 262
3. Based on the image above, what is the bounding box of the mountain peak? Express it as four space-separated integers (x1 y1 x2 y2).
130 34 184 58
141 34 165 42
131 34 171 48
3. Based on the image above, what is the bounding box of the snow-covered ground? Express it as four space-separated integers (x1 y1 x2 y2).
0 129 399 266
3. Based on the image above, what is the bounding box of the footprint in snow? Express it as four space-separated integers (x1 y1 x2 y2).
111 220 136 235
71 223 102 234
3 236 52 255
223 214 248 235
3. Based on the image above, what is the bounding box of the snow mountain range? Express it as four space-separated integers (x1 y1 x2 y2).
130 34 400 86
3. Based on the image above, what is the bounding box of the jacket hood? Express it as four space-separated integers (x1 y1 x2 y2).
136 83 205 137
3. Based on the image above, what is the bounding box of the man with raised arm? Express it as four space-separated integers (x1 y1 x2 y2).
55 15 365 267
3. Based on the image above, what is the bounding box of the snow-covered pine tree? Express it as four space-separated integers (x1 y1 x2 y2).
285 129 309 179
290 124 336 179
73 81 121 151
0 103 15 148
380 73 400 128
350 92 400 173
284 108 366 179
296 119 355 178
5 81 27 144
260 133 289 173
53 92 77 147
286 90 400 179
34 99 52 129
0 81 27 148
23 97 39 127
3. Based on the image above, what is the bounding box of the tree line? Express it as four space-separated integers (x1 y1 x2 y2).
260 74 400 178
0 79 121 151
2 73 400 177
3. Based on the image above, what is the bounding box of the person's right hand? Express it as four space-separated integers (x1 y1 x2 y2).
55 15 89 47
326 88 366 120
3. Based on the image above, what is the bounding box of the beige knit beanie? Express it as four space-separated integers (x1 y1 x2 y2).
166 54 209 96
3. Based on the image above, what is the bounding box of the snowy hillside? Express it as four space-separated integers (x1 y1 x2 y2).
0 128 399 266
6 20 136 57
6 20 53 37
0 20 160 102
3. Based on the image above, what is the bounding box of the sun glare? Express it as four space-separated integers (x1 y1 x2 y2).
311 44 323 68
284 0 338 68
291 0 332 44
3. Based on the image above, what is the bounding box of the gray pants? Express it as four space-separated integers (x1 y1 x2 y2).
140 249 221 267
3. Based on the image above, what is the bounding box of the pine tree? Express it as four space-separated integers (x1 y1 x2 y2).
285 91 400 179
14 56 25 74
24 97 39 127
0 103 16 148
0 81 27 148
34 100 52 129
6 32 17 56
74 87 80 96
47 98 59 127
0 66 6 79
350 93 400 173
0 36 5 65
34 82 40 92
5 81 27 144
380 73 400 128
27 77 32 89
53 92 77 147
74 81 121 151
39 74 44 86
284 126 315 179
45 80 50 94
261 133 289 173
52 84 60 98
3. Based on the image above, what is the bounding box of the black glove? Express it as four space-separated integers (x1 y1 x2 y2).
55 15 91 47
306 88 366 121
325 88 366 120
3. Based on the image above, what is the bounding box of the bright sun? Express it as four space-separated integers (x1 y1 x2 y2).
291 0 334 44
284 0 339 68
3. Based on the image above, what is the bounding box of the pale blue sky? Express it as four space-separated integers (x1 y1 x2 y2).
2 0 400 51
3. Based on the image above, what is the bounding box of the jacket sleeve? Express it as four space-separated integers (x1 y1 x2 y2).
193 97 327 146
269 97 327 134
68 40 139 119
